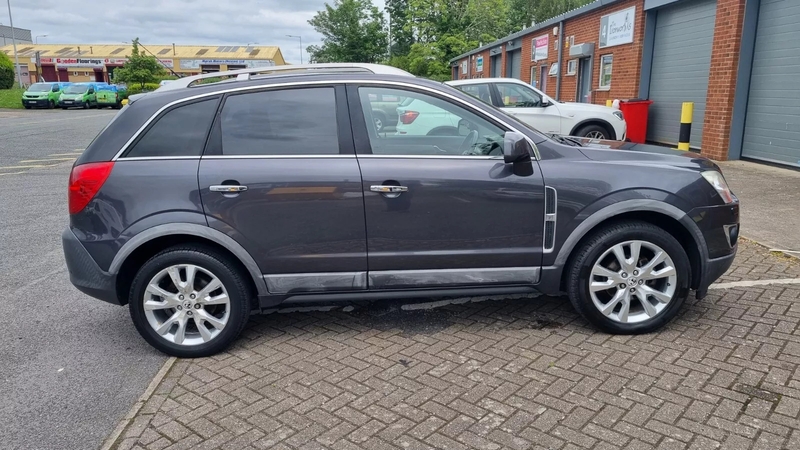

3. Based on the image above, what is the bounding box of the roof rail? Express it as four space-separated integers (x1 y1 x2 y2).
156 63 414 91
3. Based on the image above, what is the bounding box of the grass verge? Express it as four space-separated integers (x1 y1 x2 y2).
0 88 25 109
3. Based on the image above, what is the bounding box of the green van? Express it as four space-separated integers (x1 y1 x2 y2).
58 83 101 109
21 82 70 109
95 84 128 109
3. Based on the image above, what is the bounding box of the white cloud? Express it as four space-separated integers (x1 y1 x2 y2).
2 0 388 64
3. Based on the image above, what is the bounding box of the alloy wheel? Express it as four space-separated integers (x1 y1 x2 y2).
143 264 230 346
588 240 677 324
585 130 606 139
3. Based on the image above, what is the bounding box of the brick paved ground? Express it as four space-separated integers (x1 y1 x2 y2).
112 239 800 450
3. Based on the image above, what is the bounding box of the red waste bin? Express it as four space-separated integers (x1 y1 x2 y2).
618 99 653 144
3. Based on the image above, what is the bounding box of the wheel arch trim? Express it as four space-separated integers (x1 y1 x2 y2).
108 223 268 296
569 118 617 140
553 199 708 268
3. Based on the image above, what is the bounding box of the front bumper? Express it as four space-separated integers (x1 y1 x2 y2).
62 228 121 305
688 202 740 298
22 98 50 107
59 100 85 107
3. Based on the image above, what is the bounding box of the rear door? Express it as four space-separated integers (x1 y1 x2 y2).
493 82 562 135
350 84 546 290
198 85 368 294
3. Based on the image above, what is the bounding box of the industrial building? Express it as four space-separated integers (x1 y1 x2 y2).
1 43 286 84
452 0 800 168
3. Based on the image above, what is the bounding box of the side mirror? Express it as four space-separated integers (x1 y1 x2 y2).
503 131 533 164
88 89 94 94
540 99 551 107
52 86 59 92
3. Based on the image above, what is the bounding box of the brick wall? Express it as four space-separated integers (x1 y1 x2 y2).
700 0 747 161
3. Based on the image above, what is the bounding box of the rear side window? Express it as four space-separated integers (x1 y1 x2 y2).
219 87 339 156
125 98 218 158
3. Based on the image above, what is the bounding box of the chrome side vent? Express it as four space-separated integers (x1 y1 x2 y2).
543 186 557 253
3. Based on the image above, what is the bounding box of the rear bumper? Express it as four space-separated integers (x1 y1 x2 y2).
62 228 121 305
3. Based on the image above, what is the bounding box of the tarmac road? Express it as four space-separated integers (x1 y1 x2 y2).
0 108 167 450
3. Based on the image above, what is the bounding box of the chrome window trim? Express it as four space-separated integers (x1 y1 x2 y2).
202 154 354 159
357 154 500 160
111 79 541 161
116 156 202 161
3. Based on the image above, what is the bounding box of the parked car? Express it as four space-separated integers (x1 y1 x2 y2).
95 84 128 109
394 96 464 136
62 63 738 357
447 78 627 140
21 82 71 109
367 92 405 132
58 83 100 109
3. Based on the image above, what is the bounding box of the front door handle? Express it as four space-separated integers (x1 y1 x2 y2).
210 185 248 193
370 185 408 193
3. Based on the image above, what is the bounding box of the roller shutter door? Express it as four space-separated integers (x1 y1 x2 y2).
506 50 521 79
741 0 800 167
491 54 502 77
646 0 716 149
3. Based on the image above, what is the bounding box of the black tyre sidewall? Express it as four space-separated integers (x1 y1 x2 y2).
577 124 609 139
129 248 250 358
568 223 691 334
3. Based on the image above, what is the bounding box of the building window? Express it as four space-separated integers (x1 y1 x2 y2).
599 55 613 89
72 71 79 76
567 59 577 76
548 63 559 77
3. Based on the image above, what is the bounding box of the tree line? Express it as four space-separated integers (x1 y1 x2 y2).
307 0 592 81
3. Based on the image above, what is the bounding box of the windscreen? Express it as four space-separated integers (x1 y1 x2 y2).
65 85 89 94
27 83 52 92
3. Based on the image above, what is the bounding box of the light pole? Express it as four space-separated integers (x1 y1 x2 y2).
6 0 23 87
286 35 302 64
35 34 47 44
246 42 258 47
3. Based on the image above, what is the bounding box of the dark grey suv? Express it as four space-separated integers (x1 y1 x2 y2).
63 63 739 357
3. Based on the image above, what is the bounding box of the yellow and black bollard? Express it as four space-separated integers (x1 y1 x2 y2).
678 102 693 151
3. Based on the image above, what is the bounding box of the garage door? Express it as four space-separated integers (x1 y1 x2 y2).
491 54 502 77
741 0 800 167
506 50 521 79
646 0 716 149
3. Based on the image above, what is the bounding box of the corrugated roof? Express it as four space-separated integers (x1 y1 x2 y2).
0 43 285 64
450 0 625 63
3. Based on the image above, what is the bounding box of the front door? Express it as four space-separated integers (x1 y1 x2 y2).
494 82 562 134
539 66 548 94
577 58 592 103
198 85 368 294
350 84 545 290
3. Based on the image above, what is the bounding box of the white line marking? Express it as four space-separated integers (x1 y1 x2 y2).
14 113 114 126
99 357 176 450
709 278 800 290
0 171 25 176
0 163 60 170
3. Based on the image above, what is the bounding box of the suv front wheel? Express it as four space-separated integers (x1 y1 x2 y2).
129 246 251 357
566 221 691 334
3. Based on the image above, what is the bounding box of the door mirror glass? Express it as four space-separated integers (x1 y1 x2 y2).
503 131 532 164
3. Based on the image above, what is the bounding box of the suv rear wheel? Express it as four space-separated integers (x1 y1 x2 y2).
128 246 251 357
566 221 690 334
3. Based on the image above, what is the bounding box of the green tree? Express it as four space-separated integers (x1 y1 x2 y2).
307 0 388 63
113 38 166 89
0 51 15 89
386 0 414 56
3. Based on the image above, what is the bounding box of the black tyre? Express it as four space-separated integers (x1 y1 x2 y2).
48 100 55 109
566 221 691 334
83 102 89 109
575 124 610 140
61 106 68 110
129 245 252 357
372 111 386 132
24 104 31 109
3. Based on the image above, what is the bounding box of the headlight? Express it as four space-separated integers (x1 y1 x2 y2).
701 171 735 204
612 110 624 121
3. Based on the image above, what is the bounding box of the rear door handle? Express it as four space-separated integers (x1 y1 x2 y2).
210 185 248 193
370 185 408 193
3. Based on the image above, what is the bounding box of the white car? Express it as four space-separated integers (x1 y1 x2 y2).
395 96 463 136
446 78 627 140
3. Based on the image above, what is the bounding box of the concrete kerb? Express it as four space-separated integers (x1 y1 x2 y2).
100 357 176 450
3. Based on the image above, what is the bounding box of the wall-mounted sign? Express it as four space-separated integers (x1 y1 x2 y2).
600 6 635 48
179 59 274 70
476 55 484 72
532 35 549 61
54 58 106 68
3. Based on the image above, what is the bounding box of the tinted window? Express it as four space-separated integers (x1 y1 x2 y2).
126 98 218 158
358 87 505 157
457 84 493 104
220 87 339 156
496 83 542 107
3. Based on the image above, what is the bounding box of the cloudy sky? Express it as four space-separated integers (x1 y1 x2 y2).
3 0 385 64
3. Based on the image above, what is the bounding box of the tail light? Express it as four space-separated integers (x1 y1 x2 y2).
399 111 419 125
68 162 114 214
